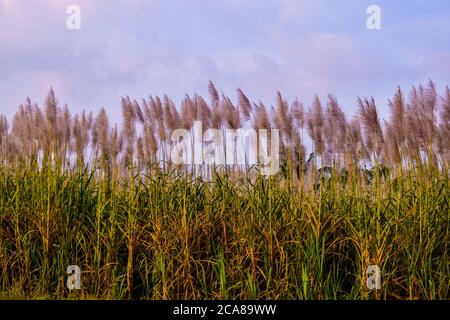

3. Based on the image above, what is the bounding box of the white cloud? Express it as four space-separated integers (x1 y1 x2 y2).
278 0 328 22
0 0 448 126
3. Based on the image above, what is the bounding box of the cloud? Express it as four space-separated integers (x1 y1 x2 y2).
0 0 448 125
278 0 328 21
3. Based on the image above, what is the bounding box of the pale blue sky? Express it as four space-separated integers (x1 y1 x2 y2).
0 0 449 124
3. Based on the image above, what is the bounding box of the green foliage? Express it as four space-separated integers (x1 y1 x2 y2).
0 164 448 300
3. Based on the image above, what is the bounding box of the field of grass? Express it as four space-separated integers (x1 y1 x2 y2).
0 81 448 300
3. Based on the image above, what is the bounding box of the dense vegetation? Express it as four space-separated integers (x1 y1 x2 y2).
0 80 448 299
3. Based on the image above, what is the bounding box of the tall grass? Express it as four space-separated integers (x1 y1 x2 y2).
0 80 448 299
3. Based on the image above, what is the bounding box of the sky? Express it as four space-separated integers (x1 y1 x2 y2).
0 0 449 125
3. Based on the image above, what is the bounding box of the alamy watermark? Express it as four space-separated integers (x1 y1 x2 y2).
64 4 381 32
64 4 381 31
366 265 381 290
367 5 381 30
66 5 81 30
66 265 81 290
170 121 280 176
